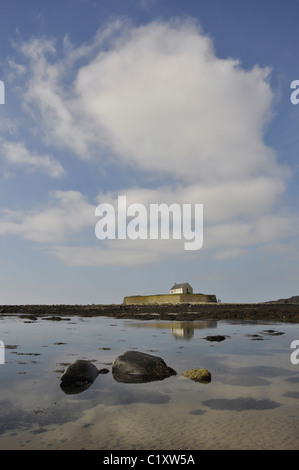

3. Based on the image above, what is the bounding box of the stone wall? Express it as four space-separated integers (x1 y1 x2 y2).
123 293 217 305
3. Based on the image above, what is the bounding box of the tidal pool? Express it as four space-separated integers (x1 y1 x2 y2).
0 315 298 450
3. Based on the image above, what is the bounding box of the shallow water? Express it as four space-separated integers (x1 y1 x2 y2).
0 315 298 450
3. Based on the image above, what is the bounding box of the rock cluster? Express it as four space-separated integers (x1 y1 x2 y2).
59 351 213 394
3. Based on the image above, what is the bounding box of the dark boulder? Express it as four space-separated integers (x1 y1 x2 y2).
112 351 176 383
60 359 107 394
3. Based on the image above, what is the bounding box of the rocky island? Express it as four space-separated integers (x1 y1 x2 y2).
0 298 299 322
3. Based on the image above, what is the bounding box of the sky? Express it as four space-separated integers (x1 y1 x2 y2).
0 0 299 304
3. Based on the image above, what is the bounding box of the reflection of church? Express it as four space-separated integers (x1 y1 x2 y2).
171 323 195 340
126 320 218 342
170 321 218 341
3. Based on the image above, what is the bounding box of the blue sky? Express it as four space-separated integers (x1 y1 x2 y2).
0 0 299 304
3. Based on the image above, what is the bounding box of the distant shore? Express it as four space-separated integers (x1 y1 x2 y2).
0 302 299 322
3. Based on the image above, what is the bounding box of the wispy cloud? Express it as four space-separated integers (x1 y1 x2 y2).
1 140 65 178
0 190 93 242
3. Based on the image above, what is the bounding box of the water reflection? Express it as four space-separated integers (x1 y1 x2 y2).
172 324 195 340
202 397 281 411
127 320 217 341
60 379 96 395
0 316 298 450
112 370 172 384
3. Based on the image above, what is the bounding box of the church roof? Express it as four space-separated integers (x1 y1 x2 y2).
170 283 191 290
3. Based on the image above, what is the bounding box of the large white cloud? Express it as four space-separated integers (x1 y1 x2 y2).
74 20 280 184
17 18 283 183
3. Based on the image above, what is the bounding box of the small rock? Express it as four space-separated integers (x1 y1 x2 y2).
204 335 226 342
262 330 284 336
182 368 211 383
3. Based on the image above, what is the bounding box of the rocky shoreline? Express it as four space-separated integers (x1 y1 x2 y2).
0 302 299 322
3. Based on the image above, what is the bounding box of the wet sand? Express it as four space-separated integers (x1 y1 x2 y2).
2 387 298 450
0 302 299 322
